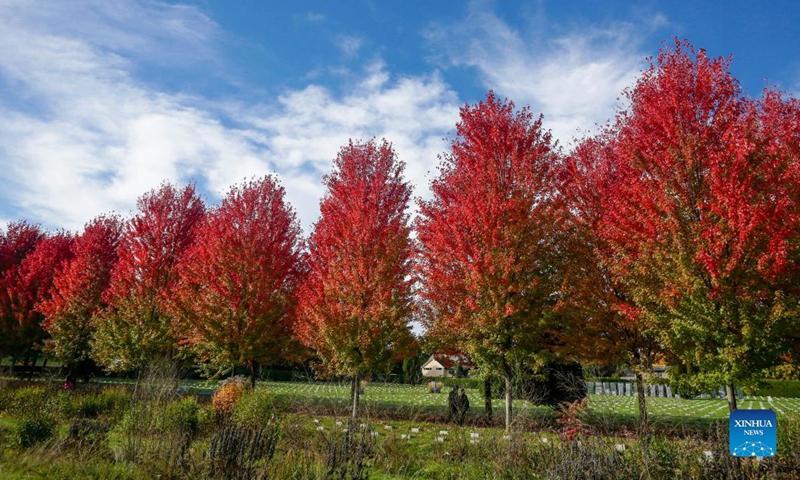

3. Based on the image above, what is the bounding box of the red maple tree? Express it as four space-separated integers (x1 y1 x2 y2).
296 139 415 418
416 92 561 430
171 176 303 387
596 40 800 411
560 135 661 427
93 182 205 371
2 229 74 366
39 214 123 378
0 221 46 362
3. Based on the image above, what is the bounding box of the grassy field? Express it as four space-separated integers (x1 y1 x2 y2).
3 377 799 479
94 378 800 422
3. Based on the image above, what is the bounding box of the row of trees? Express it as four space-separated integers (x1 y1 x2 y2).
1 41 799 430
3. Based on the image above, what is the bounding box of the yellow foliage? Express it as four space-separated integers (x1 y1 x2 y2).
212 376 248 420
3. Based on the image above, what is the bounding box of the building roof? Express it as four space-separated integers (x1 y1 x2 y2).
427 353 475 369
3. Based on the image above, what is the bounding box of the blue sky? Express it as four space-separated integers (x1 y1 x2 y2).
1 0 798 233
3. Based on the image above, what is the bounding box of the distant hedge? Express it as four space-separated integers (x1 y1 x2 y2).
438 377 484 389
586 377 634 384
754 379 800 398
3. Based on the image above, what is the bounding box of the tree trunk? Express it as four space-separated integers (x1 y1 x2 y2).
249 359 258 390
484 377 493 420
351 373 361 419
504 372 513 432
726 383 738 412
635 371 648 432
26 353 38 381
21 355 30 380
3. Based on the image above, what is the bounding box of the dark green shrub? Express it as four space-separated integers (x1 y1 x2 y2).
522 362 587 407
14 414 57 448
754 379 800 398
260 369 296 382
77 397 103 418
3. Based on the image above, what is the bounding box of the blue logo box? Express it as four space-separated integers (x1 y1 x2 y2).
729 409 777 457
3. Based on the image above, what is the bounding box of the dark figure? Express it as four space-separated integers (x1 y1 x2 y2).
63 374 74 391
457 388 470 426
448 385 459 422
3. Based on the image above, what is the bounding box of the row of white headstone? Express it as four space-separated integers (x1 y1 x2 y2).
585 381 744 399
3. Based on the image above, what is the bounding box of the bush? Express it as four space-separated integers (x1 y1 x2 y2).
164 397 200 437
670 382 702 400
96 386 130 415
14 414 57 448
76 396 103 418
754 379 800 398
48 387 128 420
522 362 587 407
213 376 249 421
234 388 279 428
7 386 50 415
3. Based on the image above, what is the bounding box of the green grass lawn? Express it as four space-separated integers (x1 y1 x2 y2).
93 377 800 422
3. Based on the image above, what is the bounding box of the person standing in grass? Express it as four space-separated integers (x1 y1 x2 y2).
457 388 470 426
448 385 459 422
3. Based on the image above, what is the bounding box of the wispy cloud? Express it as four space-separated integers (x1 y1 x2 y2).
0 0 459 233
305 12 325 23
335 34 364 59
426 1 665 145
248 59 459 227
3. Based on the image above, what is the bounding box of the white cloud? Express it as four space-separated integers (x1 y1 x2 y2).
426 2 663 145
247 59 460 229
0 0 460 234
1 0 662 235
335 35 364 59
0 1 259 229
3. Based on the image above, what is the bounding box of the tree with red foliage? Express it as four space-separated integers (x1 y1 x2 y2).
296 139 415 418
597 40 800 411
0 221 46 361
416 92 561 431
2 228 74 368
560 135 661 428
39 214 123 378
93 182 205 372
171 176 302 388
